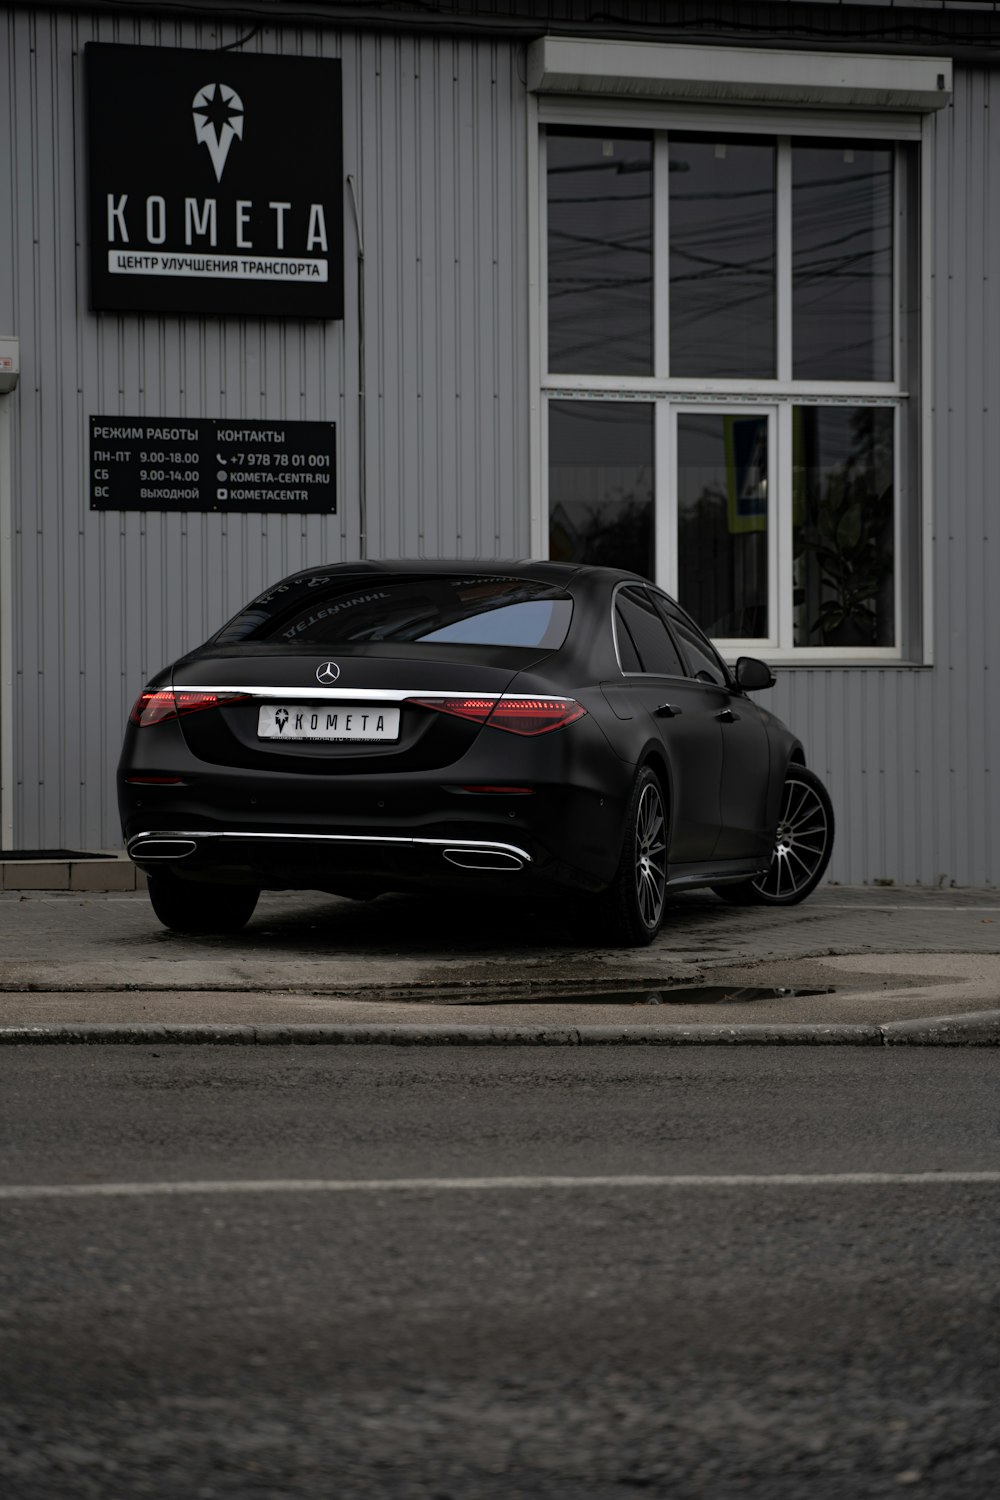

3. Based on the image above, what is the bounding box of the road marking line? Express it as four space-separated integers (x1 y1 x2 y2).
1 1172 998 1202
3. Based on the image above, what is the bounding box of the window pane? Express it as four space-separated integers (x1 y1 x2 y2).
669 136 776 378
614 605 643 672
420 599 572 649
215 576 568 647
549 400 654 579
793 406 895 647
616 587 686 676
677 412 769 639
547 132 652 375
793 143 894 380
657 598 729 686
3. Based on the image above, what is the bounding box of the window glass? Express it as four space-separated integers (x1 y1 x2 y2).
614 605 642 672
792 406 895 647
669 135 776 378
213 577 573 649
615 587 686 675
541 127 910 657
657 597 729 686
549 400 654 579
677 411 769 639
793 143 893 381
547 131 653 375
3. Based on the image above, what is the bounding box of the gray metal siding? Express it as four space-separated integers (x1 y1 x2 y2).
1 7 528 848
1 5 997 886
769 65 999 885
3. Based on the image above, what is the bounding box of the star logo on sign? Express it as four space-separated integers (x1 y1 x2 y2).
274 708 289 733
192 82 245 182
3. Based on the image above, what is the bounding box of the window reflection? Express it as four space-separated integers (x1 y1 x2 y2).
549 401 654 579
669 136 776 378
678 413 769 639
793 144 893 380
547 132 653 375
793 406 894 646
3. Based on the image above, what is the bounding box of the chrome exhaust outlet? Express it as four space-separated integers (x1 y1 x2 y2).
130 838 197 860
443 848 524 872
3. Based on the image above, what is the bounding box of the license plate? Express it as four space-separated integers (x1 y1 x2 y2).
257 705 401 742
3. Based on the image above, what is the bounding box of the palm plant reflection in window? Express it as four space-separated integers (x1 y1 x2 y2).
793 406 894 648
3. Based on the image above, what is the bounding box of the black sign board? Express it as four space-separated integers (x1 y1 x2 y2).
90 417 336 513
85 44 343 318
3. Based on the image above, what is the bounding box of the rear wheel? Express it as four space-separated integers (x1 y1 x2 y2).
147 872 260 934
713 764 834 907
591 766 668 947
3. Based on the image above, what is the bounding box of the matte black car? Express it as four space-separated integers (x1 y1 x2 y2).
118 560 834 945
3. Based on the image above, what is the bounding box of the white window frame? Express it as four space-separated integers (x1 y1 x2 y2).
528 84 939 666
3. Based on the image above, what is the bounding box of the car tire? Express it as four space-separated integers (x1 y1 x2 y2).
712 764 834 907
147 872 260 934
591 765 668 947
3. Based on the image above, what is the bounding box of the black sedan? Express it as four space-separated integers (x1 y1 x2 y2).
118 560 834 946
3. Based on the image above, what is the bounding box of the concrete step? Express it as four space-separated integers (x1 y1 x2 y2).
1 855 146 892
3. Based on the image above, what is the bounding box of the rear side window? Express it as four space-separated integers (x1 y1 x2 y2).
655 595 730 686
213 575 573 650
614 605 642 672
614 587 686 676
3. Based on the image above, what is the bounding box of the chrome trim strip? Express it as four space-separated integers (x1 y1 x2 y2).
169 687 505 702
127 830 533 864
167 687 579 704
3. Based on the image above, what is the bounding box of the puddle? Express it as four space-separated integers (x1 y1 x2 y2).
449 986 837 1008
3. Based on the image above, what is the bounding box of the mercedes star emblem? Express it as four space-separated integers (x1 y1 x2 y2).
316 662 341 684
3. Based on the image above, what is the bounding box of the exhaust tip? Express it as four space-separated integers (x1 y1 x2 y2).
130 838 197 860
443 848 524 872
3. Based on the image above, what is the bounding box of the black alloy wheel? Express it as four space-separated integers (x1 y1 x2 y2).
713 764 834 907
147 872 261 934
593 765 668 946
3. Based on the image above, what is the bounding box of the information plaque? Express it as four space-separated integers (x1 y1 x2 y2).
89 417 336 513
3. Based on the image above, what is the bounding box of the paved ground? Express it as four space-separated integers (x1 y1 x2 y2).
2 885 1000 1033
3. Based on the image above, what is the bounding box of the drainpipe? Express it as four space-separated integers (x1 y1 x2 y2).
346 175 367 561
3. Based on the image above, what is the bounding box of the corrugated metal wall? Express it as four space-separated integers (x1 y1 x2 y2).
0 5 529 849
767 66 998 887
1 4 997 884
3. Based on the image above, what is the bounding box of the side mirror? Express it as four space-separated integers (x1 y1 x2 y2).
735 656 775 692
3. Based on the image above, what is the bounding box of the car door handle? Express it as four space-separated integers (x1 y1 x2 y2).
716 709 740 723
655 703 683 718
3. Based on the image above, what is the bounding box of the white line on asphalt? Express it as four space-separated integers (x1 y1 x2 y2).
7 898 1000 911
1 1172 999 1202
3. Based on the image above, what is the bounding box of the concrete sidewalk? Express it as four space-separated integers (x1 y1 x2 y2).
2 882 999 1041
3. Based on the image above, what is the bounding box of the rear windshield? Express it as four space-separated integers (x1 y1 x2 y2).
212 575 574 651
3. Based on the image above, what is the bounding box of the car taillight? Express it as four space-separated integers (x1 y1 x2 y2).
129 690 249 727
407 697 496 726
408 695 586 736
487 698 586 735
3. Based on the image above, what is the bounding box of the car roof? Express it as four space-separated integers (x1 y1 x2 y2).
270 559 648 589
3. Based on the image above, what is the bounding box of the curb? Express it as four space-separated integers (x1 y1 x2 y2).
1 1011 998 1045
0 855 143 893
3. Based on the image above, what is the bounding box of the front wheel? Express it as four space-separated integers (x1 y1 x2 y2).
147 872 260 934
713 764 834 907
590 766 668 947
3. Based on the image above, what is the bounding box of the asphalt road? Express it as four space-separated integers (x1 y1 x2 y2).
2 1046 999 1499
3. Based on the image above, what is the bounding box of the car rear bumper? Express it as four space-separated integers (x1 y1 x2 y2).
118 708 635 894
127 827 533 880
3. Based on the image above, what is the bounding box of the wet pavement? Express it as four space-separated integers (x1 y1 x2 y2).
2 884 999 1033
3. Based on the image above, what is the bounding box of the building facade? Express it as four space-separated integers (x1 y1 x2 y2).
2 0 998 884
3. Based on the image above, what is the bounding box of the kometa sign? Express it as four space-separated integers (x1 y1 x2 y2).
86 44 343 318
